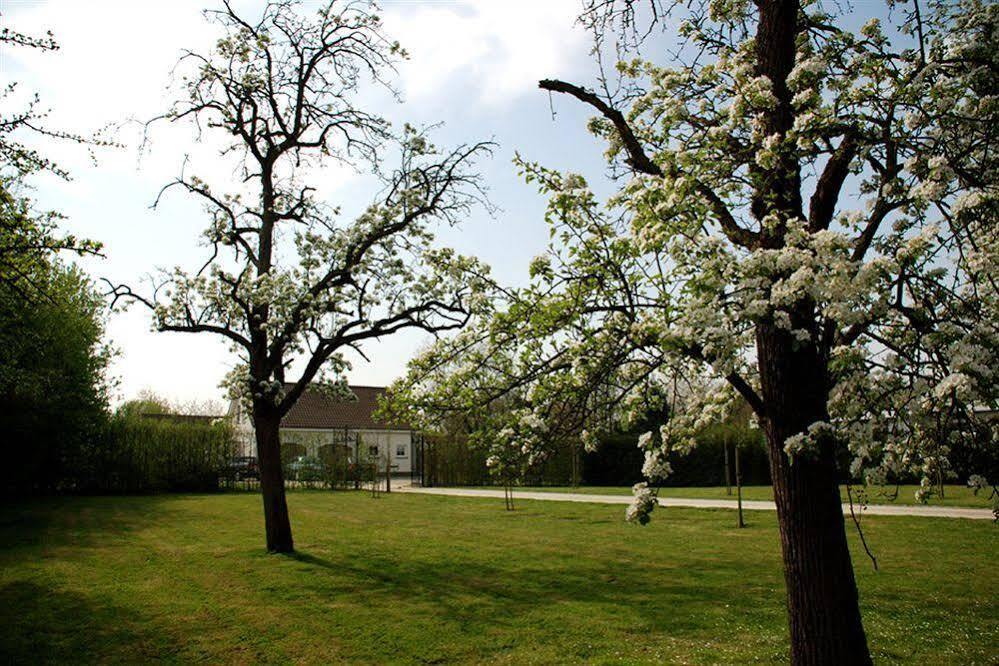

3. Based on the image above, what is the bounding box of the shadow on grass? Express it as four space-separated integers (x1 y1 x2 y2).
0 495 200 554
282 545 782 637
0 581 171 664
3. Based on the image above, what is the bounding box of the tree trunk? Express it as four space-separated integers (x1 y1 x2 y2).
757 323 871 665
253 405 294 553
724 438 732 496
734 443 745 528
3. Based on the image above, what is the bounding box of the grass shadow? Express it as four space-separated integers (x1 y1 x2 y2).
0 580 173 664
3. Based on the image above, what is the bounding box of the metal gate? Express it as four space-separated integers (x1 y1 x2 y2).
410 433 425 486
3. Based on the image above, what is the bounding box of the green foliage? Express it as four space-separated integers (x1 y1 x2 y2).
421 433 491 487
80 413 236 493
0 183 102 300
0 256 111 494
582 428 770 488
0 19 112 495
418 422 769 489
117 391 173 417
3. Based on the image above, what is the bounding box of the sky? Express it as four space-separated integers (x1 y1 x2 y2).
0 0 623 407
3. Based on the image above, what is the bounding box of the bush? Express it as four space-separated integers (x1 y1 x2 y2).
582 427 770 488
78 413 237 493
421 433 491 487
0 263 111 496
423 424 770 489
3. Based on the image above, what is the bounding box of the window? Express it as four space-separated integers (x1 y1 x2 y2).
369 445 379 456
396 444 407 457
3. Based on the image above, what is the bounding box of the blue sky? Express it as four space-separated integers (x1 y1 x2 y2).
1 0 624 406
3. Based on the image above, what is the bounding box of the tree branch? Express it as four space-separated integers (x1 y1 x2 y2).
539 78 759 248
808 134 857 232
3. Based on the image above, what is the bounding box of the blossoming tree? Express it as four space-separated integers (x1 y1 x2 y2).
113 0 492 553
387 0 998 661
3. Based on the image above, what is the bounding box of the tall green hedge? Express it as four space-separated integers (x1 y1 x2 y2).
422 434 491 487
421 425 770 488
76 414 237 493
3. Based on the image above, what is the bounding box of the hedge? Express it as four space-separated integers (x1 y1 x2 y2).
75 413 237 493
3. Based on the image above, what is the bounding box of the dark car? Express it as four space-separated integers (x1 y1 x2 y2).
227 456 259 480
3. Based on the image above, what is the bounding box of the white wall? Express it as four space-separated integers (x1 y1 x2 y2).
228 399 415 473
279 428 414 474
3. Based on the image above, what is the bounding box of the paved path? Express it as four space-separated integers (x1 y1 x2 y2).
395 486 994 520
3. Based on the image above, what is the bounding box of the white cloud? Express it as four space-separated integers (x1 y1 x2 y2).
382 0 587 106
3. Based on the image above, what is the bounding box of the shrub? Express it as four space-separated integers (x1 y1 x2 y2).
78 413 237 493
0 262 111 496
581 427 770 488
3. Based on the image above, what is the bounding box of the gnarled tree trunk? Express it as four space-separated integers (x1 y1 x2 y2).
757 322 871 665
253 403 294 553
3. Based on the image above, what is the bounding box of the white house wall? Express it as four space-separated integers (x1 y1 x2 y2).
227 400 415 473
279 427 414 474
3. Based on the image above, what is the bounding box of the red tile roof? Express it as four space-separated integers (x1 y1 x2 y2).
280 385 408 431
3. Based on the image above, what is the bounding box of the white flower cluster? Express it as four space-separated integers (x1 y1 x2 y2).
783 421 835 461
625 482 658 525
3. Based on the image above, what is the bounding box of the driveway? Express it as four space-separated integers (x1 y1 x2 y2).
396 486 994 520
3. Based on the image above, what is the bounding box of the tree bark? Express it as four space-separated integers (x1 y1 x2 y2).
757 322 871 665
253 404 294 553
734 443 745 528
724 438 732 496
747 0 873 661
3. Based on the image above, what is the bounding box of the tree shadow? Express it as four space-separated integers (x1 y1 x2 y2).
0 495 195 553
283 544 779 632
0 581 172 664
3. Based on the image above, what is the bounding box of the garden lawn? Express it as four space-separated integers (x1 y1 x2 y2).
481 484 993 508
0 492 995 664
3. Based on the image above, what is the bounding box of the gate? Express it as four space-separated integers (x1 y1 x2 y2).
410 433 425 487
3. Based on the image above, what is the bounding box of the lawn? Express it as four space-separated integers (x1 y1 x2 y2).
1 492 995 664
479 484 994 508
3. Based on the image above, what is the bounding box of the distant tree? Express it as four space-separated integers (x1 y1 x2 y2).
390 0 998 662
111 0 492 552
118 390 173 417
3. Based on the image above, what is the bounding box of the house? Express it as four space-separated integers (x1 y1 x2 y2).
230 385 418 475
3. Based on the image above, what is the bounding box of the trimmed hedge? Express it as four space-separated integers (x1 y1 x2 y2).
582 427 770 488
420 425 770 488
76 414 237 493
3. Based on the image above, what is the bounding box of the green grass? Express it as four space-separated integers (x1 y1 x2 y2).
1 492 996 664
478 484 993 508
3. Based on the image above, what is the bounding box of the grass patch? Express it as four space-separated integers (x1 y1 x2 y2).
0 492 995 664
475 484 993 508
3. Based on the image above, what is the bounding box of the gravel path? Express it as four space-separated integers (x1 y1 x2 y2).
396 486 994 520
